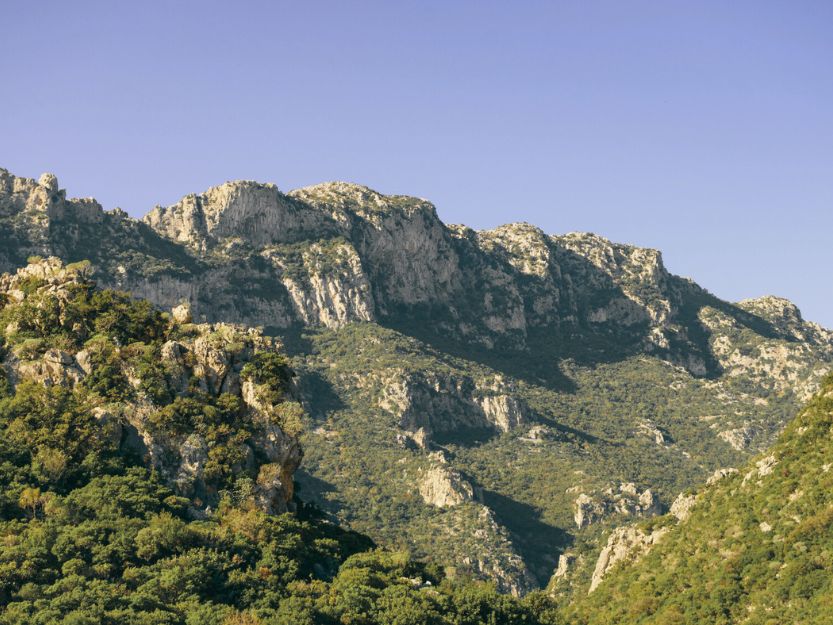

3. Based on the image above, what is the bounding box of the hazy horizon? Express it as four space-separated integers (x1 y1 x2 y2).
3 1 831 326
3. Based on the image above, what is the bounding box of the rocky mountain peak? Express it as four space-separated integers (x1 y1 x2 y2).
1 168 63 217
143 179 327 251
0 168 104 225
3 166 830 381
556 232 667 284
738 295 804 326
477 222 553 278
37 172 59 193
289 181 436 217
2 166 833 602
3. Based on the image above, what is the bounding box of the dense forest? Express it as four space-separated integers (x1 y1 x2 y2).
0 260 560 624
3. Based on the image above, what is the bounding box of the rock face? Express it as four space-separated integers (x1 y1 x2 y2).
552 552 578 584
4 168 830 386
11 347 86 388
718 424 760 451
699 299 833 402
588 525 669 592
638 419 670 446
669 493 697 522
270 240 375 328
143 180 335 251
376 369 530 446
0 258 303 515
573 484 663 529
707 467 739 485
418 456 477 508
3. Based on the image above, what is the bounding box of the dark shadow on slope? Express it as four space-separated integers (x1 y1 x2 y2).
52 215 204 275
671 276 790 341
294 368 346 420
532 414 606 446
383 247 794 389
383 310 578 393
481 489 571 587
431 426 498 448
667 276 796 380
0 220 25 270
272 325 316 356
294 469 345 516
379 243 670 391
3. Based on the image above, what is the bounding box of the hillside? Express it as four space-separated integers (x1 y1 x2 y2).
565 373 833 624
0 258 561 625
2 168 832 592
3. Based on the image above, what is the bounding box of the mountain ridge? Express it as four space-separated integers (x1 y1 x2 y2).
2 166 832 594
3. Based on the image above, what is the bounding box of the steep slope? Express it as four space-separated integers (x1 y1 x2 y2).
565 373 833 624
0 259 564 625
2 167 832 593
0 258 302 515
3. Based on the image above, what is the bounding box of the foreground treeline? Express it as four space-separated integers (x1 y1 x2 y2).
0 467 560 624
0 261 560 625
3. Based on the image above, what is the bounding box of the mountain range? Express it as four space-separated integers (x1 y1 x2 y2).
2 167 831 597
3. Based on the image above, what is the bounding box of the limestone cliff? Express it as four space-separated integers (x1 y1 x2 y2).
587 524 669 593
6 167 830 392
374 368 530 446
0 258 303 515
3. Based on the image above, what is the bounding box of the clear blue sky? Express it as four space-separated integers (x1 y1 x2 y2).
2 1 832 326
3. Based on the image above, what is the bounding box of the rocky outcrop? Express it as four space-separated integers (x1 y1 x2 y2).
290 183 464 313
10 348 86 388
573 494 607 529
718 424 759 451
700 302 833 401
144 180 338 251
0 258 303 515
588 524 669 592
669 493 697 522
739 296 832 345
0 170 101 224
551 552 578 584
555 232 673 331
742 454 778 486
707 467 739 485
638 419 670 446
573 483 663 528
376 369 530 444
145 323 304 513
418 455 477 508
